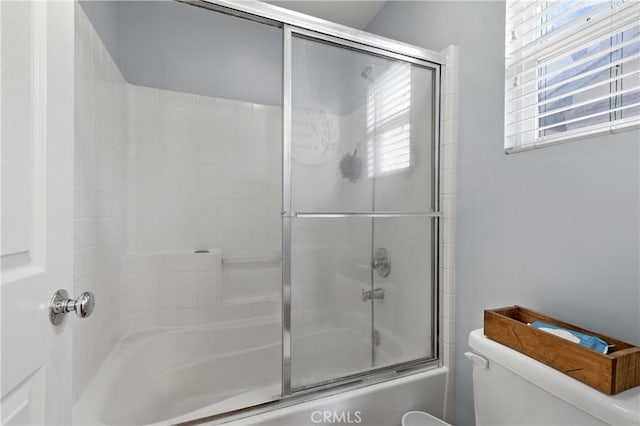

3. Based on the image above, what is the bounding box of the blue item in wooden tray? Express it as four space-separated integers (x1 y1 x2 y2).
530 321 612 354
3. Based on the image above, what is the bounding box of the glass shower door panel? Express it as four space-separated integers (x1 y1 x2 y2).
288 31 438 391
290 36 434 213
371 65 435 213
371 216 434 368
290 36 373 213
290 217 373 389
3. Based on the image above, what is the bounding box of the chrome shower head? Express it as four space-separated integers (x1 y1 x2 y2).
361 65 374 80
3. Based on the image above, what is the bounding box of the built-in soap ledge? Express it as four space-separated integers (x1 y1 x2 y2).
220 249 281 265
121 250 222 274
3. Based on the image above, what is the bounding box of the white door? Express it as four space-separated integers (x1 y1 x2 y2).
1 1 75 424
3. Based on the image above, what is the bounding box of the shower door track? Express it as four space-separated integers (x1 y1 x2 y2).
182 358 441 426
179 0 445 65
174 0 445 423
284 211 442 218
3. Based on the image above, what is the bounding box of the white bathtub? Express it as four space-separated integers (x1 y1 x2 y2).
222 368 448 426
74 318 447 425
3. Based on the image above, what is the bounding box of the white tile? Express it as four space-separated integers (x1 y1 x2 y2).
197 215 217 235
158 253 181 271
441 169 456 194
441 195 456 219
441 243 456 269
138 291 159 311
157 214 183 235
443 293 455 319
442 143 456 171
197 307 217 325
74 245 97 281
157 309 178 328
197 269 219 285
442 268 456 294
443 119 458 147
74 218 96 249
120 293 140 316
197 252 221 270
197 283 219 308
443 318 455 344
73 9 129 403
177 308 198 326
442 219 456 244
178 271 198 308
179 253 198 271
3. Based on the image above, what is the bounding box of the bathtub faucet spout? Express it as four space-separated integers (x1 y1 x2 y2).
362 288 384 301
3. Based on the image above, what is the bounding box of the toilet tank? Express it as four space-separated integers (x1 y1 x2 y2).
467 329 640 426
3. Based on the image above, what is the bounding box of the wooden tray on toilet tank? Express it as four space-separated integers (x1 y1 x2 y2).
484 306 640 394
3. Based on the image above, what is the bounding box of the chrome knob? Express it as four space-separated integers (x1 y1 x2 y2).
48 289 95 325
74 291 95 318
371 247 390 277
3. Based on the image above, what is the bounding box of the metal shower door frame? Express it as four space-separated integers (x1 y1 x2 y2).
282 24 442 396
174 1 445 422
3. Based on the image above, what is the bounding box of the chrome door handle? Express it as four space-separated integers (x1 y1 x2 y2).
49 289 95 325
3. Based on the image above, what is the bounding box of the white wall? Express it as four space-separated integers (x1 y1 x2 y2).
73 4 128 402
366 2 640 425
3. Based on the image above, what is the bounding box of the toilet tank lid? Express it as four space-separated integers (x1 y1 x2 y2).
469 329 640 426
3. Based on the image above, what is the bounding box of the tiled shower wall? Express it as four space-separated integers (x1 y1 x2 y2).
440 45 458 424
74 6 284 400
126 85 282 254
122 85 283 334
73 5 127 401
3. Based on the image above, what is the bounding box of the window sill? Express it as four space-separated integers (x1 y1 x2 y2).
505 120 640 154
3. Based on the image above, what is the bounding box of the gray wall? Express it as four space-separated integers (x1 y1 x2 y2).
366 2 640 425
121 1 282 107
80 0 368 113
79 1 123 69
81 0 283 106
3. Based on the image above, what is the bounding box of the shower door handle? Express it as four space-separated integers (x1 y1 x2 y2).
48 289 95 325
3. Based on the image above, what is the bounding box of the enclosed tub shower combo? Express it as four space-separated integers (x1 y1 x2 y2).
71 1 457 424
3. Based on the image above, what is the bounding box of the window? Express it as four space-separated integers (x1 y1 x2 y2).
367 62 412 176
505 0 640 152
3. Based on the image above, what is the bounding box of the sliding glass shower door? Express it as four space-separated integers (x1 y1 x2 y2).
284 29 439 392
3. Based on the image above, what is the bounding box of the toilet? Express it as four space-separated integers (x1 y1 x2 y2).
467 328 640 425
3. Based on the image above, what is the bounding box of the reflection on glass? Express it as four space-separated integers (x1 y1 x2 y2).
290 36 433 213
367 62 412 177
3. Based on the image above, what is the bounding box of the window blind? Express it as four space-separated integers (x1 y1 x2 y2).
505 0 640 152
367 62 412 176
